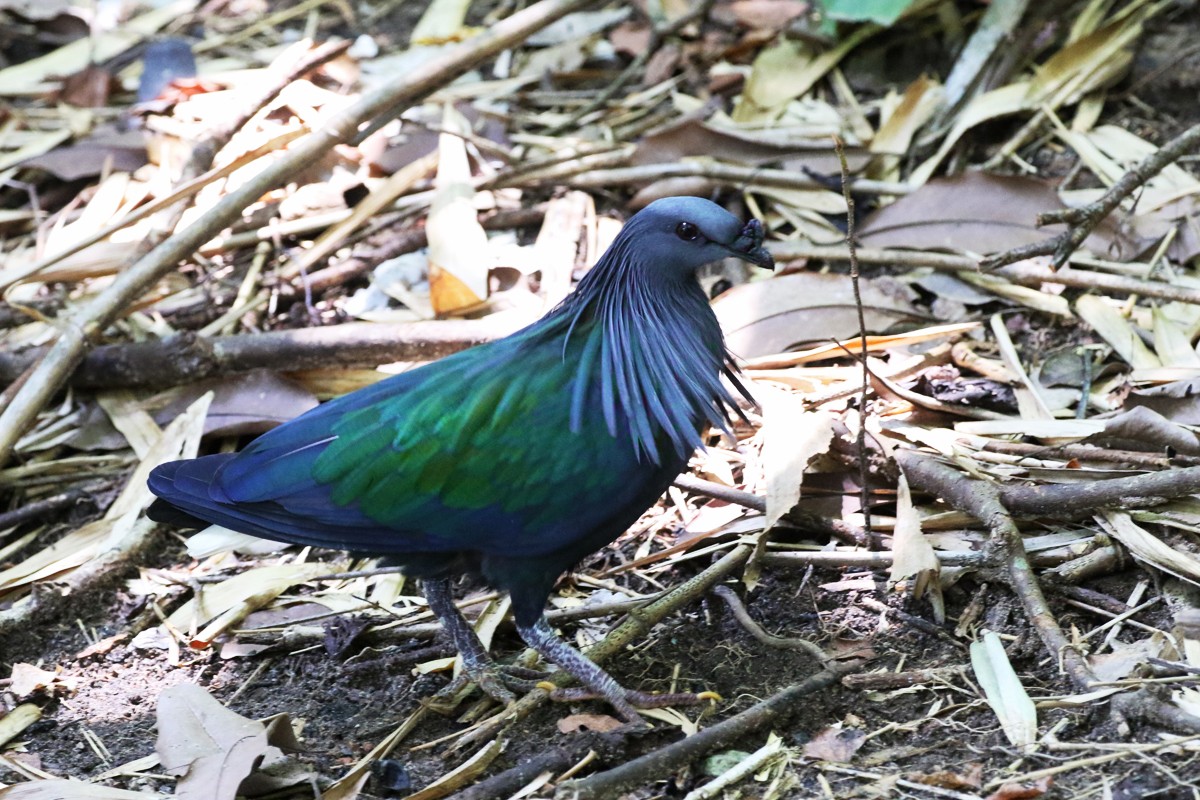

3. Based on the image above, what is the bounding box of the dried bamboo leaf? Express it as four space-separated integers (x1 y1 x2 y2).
426 106 490 314
0 703 41 748
165 561 336 636
1151 307 1200 368
1076 295 1162 369
889 473 942 621
757 384 836 529
970 630 1038 748
1102 511 1200 585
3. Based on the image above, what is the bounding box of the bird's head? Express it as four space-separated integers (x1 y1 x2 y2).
622 197 775 277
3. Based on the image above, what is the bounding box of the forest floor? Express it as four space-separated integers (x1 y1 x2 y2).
4 1 1200 798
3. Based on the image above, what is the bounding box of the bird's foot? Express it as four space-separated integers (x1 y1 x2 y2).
425 665 517 716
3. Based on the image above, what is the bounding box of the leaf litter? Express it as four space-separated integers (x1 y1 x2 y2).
2 0 1200 798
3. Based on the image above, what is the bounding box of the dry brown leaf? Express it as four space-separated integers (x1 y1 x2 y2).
557 713 623 734
905 763 983 790
985 777 1053 800
1094 405 1200 455
156 684 272 800
713 272 920 358
9 664 76 699
803 724 866 762
15 124 146 181
858 173 1125 256
1126 379 1200 428
757 385 835 529
1087 634 1165 682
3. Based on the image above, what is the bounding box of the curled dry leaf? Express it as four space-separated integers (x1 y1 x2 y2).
9 664 76 699
156 685 263 798
756 384 835 529
557 713 624 734
802 724 866 763
889 473 942 622
1101 511 1200 585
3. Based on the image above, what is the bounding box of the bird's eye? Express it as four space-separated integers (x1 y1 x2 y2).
675 221 701 241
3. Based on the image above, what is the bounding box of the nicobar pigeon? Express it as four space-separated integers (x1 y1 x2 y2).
148 197 774 723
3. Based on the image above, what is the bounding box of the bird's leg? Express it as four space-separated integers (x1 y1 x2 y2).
515 616 643 723
422 578 516 706
512 617 717 726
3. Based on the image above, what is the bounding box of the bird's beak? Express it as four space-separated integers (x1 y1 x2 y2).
728 218 774 270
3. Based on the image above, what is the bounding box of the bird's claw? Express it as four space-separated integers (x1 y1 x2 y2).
426 667 518 716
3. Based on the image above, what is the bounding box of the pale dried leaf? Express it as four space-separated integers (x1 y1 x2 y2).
803 724 866 762
156 684 268 800
970 630 1038 749
557 714 623 734
0 781 162 799
9 664 75 699
403 738 503 800
889 473 942 621
426 106 489 314
1102 511 1200 585
165 562 336 634
1088 634 1166 682
411 0 472 44
1076 295 1161 369
757 385 836 529
0 704 41 748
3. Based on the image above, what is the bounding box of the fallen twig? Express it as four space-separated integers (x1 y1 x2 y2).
560 667 851 799
0 318 529 389
896 449 1097 690
712 585 827 660
768 243 1200 306
452 544 755 751
981 121 1200 270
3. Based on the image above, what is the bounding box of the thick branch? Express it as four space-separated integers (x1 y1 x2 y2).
895 449 1096 690
0 318 528 389
562 667 847 800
